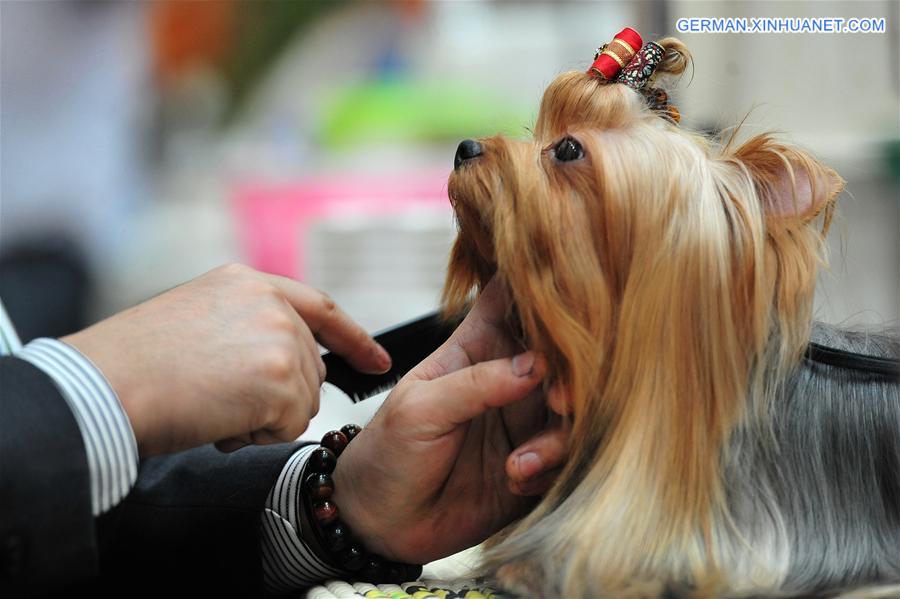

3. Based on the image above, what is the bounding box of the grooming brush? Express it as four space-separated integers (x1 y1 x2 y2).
322 311 457 402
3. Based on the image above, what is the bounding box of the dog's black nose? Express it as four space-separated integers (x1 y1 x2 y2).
454 139 483 170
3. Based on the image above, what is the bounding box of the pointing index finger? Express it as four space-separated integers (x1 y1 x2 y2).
262 273 391 374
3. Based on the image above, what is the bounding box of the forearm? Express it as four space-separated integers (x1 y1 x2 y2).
16 338 138 516
93 443 304 595
3 339 323 595
261 445 349 593
2 334 138 594
0 356 99 594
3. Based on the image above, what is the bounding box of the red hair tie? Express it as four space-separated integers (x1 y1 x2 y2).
588 27 643 81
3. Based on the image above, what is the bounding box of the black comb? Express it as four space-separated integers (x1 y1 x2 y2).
805 342 900 378
322 311 457 402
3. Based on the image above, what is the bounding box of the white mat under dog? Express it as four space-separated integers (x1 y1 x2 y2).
304 578 508 599
302 548 509 598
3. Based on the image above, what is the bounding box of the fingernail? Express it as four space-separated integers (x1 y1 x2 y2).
511 351 535 377
375 343 392 371
515 451 543 480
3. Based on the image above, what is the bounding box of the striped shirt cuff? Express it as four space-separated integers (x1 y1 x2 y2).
261 444 349 593
17 338 139 516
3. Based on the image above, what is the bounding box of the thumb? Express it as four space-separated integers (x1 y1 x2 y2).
420 352 544 432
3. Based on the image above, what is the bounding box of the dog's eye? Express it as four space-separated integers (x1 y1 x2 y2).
554 137 584 162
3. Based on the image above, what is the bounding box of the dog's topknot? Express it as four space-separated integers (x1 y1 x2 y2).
653 37 691 79
534 36 691 140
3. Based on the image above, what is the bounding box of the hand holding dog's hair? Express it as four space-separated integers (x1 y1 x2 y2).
64 263 391 456
330 278 569 565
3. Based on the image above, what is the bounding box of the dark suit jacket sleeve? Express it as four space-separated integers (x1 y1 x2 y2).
2 355 311 596
0 356 97 596
90 442 306 595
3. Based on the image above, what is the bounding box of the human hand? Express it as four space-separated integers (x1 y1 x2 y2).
331 278 570 564
63 263 390 456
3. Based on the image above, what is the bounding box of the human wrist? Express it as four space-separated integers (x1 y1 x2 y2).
299 425 421 583
16 337 139 515
62 328 152 454
330 446 388 558
261 445 348 593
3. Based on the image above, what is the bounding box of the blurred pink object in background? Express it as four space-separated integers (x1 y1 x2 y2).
233 169 452 278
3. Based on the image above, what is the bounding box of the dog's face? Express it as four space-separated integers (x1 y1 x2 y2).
445 82 662 412
445 69 842 418
443 63 845 595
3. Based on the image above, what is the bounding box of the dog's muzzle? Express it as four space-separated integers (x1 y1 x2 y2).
454 139 483 170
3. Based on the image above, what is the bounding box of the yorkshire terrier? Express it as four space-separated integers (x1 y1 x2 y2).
442 29 900 598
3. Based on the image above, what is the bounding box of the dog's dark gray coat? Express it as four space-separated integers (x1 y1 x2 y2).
726 323 900 596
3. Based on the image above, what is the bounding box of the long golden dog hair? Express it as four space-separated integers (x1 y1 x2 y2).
441 37 900 597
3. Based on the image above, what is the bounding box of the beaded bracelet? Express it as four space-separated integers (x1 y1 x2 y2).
300 424 423 584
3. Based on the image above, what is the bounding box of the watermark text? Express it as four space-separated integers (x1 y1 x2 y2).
675 17 886 34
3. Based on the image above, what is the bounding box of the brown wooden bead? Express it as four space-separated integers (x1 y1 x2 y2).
308 447 337 474
385 563 406 584
321 430 349 456
340 424 361 442
312 500 338 525
360 557 386 582
341 545 366 571
305 473 334 500
324 522 349 552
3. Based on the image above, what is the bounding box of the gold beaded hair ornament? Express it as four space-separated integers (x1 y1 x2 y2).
588 27 681 123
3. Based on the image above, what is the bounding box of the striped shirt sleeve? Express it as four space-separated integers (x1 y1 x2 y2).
16 338 139 516
261 444 349 593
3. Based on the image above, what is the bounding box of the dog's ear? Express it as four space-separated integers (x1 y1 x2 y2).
733 134 844 222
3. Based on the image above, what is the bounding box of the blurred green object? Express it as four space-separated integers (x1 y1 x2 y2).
319 79 531 147
224 0 342 123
